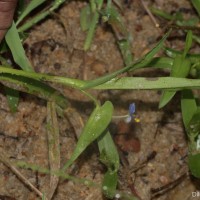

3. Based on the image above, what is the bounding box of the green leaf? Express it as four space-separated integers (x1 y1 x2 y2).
187 108 200 139
80 5 92 31
98 131 119 198
142 29 171 62
101 3 127 37
83 29 171 89
146 57 173 69
5 22 33 72
95 0 104 10
170 56 191 78
165 47 200 64
18 0 66 32
0 41 9 54
118 38 133 66
0 73 68 109
191 0 200 17
185 108 200 153
188 153 200 178
183 30 193 58
84 11 99 51
94 76 200 90
150 7 174 20
181 90 197 128
102 171 118 198
159 55 191 108
16 0 47 26
0 66 86 89
4 86 19 113
62 101 114 170
0 57 19 113
159 90 176 108
98 131 119 171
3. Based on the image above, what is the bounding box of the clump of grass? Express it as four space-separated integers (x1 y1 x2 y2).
1 0 200 199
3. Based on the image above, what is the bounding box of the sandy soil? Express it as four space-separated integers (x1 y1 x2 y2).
0 0 200 200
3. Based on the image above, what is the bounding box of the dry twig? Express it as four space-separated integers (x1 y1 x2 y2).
0 148 47 200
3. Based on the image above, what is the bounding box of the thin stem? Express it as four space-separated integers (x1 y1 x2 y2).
80 89 100 107
18 0 67 32
141 0 160 28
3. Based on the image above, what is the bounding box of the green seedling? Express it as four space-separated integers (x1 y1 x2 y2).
62 101 114 170
2 1 200 199
159 31 192 108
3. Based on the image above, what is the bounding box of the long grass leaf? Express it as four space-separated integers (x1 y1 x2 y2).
159 38 191 108
16 0 47 26
83 29 171 89
0 74 68 109
191 0 200 17
5 22 33 72
94 77 200 90
18 0 66 32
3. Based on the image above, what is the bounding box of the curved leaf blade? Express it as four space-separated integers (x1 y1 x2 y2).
63 101 114 170
191 0 200 17
189 153 200 178
5 22 33 72
181 90 197 128
16 0 47 26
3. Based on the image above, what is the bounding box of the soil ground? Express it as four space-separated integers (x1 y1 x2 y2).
0 0 200 200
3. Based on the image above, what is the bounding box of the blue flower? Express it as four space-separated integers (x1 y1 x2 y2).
125 103 136 123
129 103 136 115
112 102 140 123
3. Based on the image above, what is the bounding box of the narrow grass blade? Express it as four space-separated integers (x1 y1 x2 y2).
146 57 173 68
183 30 193 58
143 29 171 62
160 36 192 108
16 0 47 26
159 54 191 108
62 101 113 170
80 5 92 31
83 29 171 89
102 3 127 37
94 77 200 90
191 0 200 17
0 74 68 109
4 86 19 112
0 57 19 112
2 65 200 92
5 22 33 72
118 38 133 66
18 0 66 32
47 101 60 200
0 66 86 89
181 90 197 128
150 7 174 20
98 131 119 198
84 12 99 50
165 47 200 64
